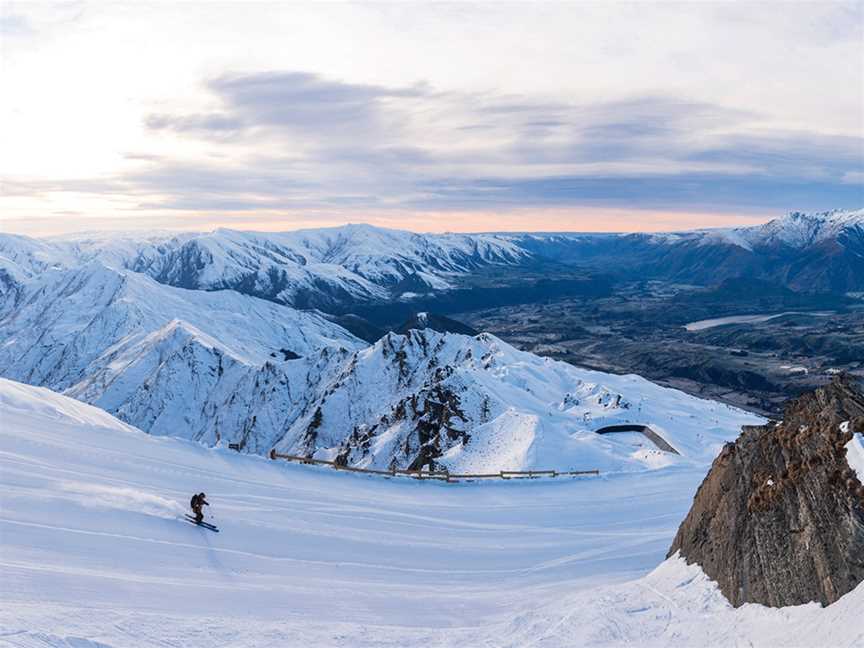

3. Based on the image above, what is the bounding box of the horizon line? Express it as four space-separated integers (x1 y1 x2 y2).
4 206 861 240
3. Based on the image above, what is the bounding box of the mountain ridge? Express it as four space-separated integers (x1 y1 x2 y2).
3 209 860 303
0 258 764 472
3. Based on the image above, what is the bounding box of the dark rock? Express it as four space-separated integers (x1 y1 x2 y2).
323 313 386 344
668 374 864 607
270 348 300 361
395 312 478 337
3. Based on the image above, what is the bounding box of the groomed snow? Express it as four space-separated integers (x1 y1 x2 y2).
2 378 860 647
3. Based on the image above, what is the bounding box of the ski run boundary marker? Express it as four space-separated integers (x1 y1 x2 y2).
269 450 599 483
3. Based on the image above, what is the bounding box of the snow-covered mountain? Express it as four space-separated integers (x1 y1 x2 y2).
0 262 761 469
0 248 759 470
512 209 864 292
2 210 861 311
267 329 762 472
0 261 366 448
0 224 532 309
685 209 864 292
624 209 864 252
1 262 362 375
725 209 864 250
8 214 846 474
0 209 864 302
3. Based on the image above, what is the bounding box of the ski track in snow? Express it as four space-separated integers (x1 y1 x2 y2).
2 379 862 647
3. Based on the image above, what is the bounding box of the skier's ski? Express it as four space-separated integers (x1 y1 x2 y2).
184 514 220 532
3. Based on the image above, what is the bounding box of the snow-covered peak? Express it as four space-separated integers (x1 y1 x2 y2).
747 209 864 248
699 209 864 251
0 260 363 392
0 232 78 278
6 210 861 306
14 224 532 307
265 328 763 473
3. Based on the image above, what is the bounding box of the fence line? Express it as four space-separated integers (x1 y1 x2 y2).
268 450 599 482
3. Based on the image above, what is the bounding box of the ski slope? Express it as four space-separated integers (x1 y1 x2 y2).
1 379 861 647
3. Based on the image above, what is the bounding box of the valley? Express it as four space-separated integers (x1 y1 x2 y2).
459 283 864 416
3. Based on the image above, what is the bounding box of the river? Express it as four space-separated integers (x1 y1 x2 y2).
684 311 835 332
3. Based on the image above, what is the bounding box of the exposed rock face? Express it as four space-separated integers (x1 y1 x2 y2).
395 312 478 337
668 375 864 607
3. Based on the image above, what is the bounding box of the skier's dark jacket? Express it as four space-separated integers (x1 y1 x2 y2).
190 493 208 510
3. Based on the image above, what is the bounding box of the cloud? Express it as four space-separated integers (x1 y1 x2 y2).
145 113 244 133
15 68 864 221
491 97 757 168
686 131 864 176
841 171 864 185
0 13 33 36
141 75 784 176
411 172 864 213
210 70 427 106
147 71 430 138
1 2 86 38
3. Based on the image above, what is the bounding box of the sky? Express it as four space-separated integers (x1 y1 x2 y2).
1 1 863 236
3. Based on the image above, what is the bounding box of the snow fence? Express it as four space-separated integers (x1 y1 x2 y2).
269 450 599 483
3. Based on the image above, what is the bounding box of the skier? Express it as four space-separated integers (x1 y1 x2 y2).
190 492 209 524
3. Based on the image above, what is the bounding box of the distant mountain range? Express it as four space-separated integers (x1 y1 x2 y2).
1 210 861 315
0 207 857 461
513 209 864 293
0 224 530 311
0 247 759 470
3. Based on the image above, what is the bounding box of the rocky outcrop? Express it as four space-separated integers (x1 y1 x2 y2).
668 374 864 607
395 312 478 337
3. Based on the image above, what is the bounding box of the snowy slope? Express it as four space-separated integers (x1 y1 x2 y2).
0 233 80 312
0 262 365 447
0 232 78 278
845 421 864 482
0 261 362 380
490 552 864 648
267 329 762 473
1 378 860 648
0 259 760 470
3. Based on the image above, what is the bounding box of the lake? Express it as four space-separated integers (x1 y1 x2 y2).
684 311 834 332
